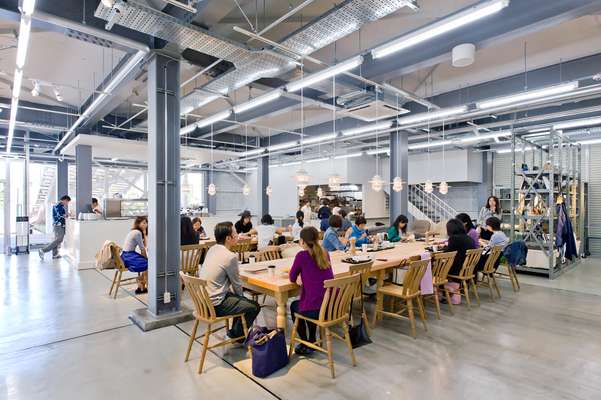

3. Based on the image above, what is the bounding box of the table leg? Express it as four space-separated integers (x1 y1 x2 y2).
275 291 288 333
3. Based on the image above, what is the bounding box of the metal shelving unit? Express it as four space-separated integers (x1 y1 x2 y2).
509 130 585 279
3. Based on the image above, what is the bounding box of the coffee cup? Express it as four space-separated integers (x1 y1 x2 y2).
268 265 276 277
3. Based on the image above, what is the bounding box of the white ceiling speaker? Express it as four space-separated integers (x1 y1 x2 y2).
452 43 475 68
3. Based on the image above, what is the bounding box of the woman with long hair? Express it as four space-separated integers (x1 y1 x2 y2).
180 216 199 245
478 196 501 240
442 218 474 276
292 210 304 241
121 216 148 294
456 213 479 248
387 214 409 242
235 210 253 234
289 226 334 355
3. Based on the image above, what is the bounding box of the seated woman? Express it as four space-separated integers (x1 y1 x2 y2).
442 218 474 277
120 216 149 294
322 215 348 252
191 217 207 239
476 216 509 273
256 214 288 249
456 213 479 249
289 226 334 355
235 210 254 235
387 214 409 242
181 216 199 245
347 215 370 247
292 210 304 241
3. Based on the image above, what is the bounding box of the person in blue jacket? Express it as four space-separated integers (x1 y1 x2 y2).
323 215 348 252
347 215 370 247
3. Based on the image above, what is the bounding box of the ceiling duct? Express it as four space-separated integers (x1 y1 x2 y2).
95 0 417 113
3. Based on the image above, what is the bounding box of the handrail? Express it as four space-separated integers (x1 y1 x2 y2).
408 184 458 223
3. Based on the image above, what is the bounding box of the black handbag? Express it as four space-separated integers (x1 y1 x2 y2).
348 291 372 348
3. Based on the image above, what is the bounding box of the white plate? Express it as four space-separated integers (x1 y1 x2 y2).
241 265 268 273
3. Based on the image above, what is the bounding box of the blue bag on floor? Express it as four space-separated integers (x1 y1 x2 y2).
244 327 288 378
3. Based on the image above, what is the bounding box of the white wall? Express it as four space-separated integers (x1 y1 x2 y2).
408 149 483 184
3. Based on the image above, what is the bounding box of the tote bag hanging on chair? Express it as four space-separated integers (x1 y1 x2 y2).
244 327 289 378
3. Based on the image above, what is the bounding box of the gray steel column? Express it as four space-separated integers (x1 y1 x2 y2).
24 131 30 217
56 158 68 201
389 129 408 223
257 155 269 216
204 170 216 215
75 144 92 215
3 159 10 254
147 53 181 317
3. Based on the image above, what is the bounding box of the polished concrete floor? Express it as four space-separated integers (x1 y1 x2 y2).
2 254 601 399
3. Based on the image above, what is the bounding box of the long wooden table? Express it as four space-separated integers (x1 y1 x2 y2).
238 242 428 331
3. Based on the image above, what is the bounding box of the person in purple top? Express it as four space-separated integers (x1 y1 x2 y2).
289 226 334 355
456 213 480 249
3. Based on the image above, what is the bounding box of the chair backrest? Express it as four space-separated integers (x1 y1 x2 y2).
412 219 431 236
180 244 206 276
256 245 282 262
349 261 373 295
459 248 482 278
110 243 127 272
431 251 457 284
231 239 252 261
318 274 361 323
402 259 429 297
483 245 504 274
179 271 216 321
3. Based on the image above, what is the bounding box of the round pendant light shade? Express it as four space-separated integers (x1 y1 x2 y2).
424 179 434 194
439 181 449 195
369 174 385 192
392 176 403 192
266 185 272 197
208 183 217 196
328 174 342 191
242 183 251 196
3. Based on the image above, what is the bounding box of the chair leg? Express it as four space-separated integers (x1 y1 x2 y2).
326 328 335 379
240 316 251 357
342 321 357 367
433 290 441 320
487 275 495 300
372 292 383 327
492 275 502 298
361 311 372 337
407 299 417 339
109 270 118 296
416 296 428 332
444 288 454 315
185 319 199 362
113 271 123 299
463 281 471 309
511 266 520 291
198 323 211 374
288 318 299 358
471 279 481 306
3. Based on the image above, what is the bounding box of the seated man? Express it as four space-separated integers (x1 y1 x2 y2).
199 221 260 340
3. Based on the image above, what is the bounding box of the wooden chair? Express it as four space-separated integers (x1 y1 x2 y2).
477 245 504 300
496 261 521 292
423 251 457 318
373 259 429 339
448 249 482 309
108 244 141 299
288 274 361 379
348 261 374 336
180 272 250 374
255 245 282 262
180 244 207 277
231 238 252 262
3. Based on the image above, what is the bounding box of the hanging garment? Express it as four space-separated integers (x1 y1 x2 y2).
503 240 528 267
555 203 578 261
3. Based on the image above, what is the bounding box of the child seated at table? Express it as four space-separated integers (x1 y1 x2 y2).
346 215 370 247
289 226 334 355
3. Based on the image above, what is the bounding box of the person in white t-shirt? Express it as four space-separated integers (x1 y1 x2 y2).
256 214 288 249
300 202 312 221
292 210 305 241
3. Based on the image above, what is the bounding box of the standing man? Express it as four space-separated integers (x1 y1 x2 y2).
199 221 260 340
39 195 70 260
300 201 312 222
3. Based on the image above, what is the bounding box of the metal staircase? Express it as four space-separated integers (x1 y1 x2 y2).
32 166 56 216
408 184 458 224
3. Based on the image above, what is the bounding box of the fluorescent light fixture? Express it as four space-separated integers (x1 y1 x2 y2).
398 106 468 127
21 0 36 15
524 131 551 139
476 82 578 110
371 0 509 59
460 130 512 143
182 105 194 114
269 164 281 168
31 80 39 96
282 161 301 167
528 127 549 133
105 51 146 93
180 123 196 136
286 56 363 92
241 148 266 157
409 140 453 150
15 17 31 68
302 133 337 145
334 152 363 159
195 109 231 129
234 90 282 114
342 120 393 137
12 69 23 98
496 146 533 154
367 148 389 155
578 138 601 145
306 157 331 163
268 141 297 152
553 117 601 130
